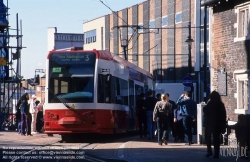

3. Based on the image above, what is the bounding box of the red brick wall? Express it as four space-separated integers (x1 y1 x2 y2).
211 9 247 121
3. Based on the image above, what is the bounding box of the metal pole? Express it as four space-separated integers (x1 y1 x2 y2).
188 22 192 75
203 5 207 102
123 46 127 60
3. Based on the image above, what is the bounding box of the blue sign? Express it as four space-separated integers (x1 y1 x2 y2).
182 76 193 87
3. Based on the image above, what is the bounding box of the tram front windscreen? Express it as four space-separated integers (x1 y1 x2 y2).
48 52 96 103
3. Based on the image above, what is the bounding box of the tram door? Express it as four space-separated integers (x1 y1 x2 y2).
128 80 135 131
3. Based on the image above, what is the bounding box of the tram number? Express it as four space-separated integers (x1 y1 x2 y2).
65 111 74 115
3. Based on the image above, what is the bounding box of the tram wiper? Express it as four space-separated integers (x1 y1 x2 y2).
47 88 83 120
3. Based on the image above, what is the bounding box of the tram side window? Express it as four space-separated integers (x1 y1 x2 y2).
98 74 111 103
114 77 128 105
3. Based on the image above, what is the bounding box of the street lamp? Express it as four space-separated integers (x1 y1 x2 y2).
185 22 194 75
121 39 128 60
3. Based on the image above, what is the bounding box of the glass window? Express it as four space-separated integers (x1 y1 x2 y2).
175 12 182 24
238 80 249 109
48 52 96 103
128 27 133 35
162 16 168 26
238 7 249 37
114 77 128 105
138 23 143 33
110 31 113 39
149 20 155 29
98 74 112 103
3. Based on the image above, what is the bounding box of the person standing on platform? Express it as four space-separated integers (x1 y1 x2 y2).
30 95 38 134
144 90 158 139
20 93 30 136
136 93 147 138
203 91 226 158
36 103 44 133
176 91 197 145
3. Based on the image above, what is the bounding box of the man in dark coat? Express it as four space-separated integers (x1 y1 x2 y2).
176 91 197 145
144 90 158 139
166 93 176 141
136 93 147 138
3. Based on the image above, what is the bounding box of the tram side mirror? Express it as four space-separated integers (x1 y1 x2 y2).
35 74 40 85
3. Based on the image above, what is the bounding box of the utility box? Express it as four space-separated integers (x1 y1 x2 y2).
197 103 206 144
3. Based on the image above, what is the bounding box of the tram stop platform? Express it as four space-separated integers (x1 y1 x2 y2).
0 130 249 162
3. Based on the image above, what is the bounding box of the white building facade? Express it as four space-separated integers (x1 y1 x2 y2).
47 27 84 51
83 16 106 50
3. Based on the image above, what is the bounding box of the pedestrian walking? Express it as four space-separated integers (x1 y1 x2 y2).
30 95 38 134
166 93 176 141
144 90 158 139
136 93 147 138
153 94 172 145
203 90 226 158
176 91 197 145
173 106 185 142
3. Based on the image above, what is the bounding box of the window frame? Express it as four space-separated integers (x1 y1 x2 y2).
238 7 249 38
175 12 182 24
110 31 113 40
234 71 250 114
128 27 133 36
138 23 143 33
162 16 168 27
149 20 155 30
234 3 250 42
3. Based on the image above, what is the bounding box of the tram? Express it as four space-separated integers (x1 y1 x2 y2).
43 48 154 138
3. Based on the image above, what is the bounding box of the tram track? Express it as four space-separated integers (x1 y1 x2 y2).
1 132 133 162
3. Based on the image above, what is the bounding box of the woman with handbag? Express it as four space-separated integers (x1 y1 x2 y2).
153 94 172 145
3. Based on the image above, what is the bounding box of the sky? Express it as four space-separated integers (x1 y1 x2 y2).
7 0 144 79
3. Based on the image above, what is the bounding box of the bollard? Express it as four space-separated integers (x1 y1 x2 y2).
197 103 206 144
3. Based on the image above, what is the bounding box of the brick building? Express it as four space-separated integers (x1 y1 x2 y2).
203 0 250 122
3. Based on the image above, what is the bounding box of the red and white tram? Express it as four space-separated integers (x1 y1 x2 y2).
43 48 154 138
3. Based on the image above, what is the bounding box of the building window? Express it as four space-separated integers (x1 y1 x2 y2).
138 23 143 33
149 20 155 30
128 27 133 35
238 80 248 109
234 71 249 114
84 29 97 44
238 7 249 37
110 31 113 40
162 16 168 27
175 12 182 24
42 86 46 92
